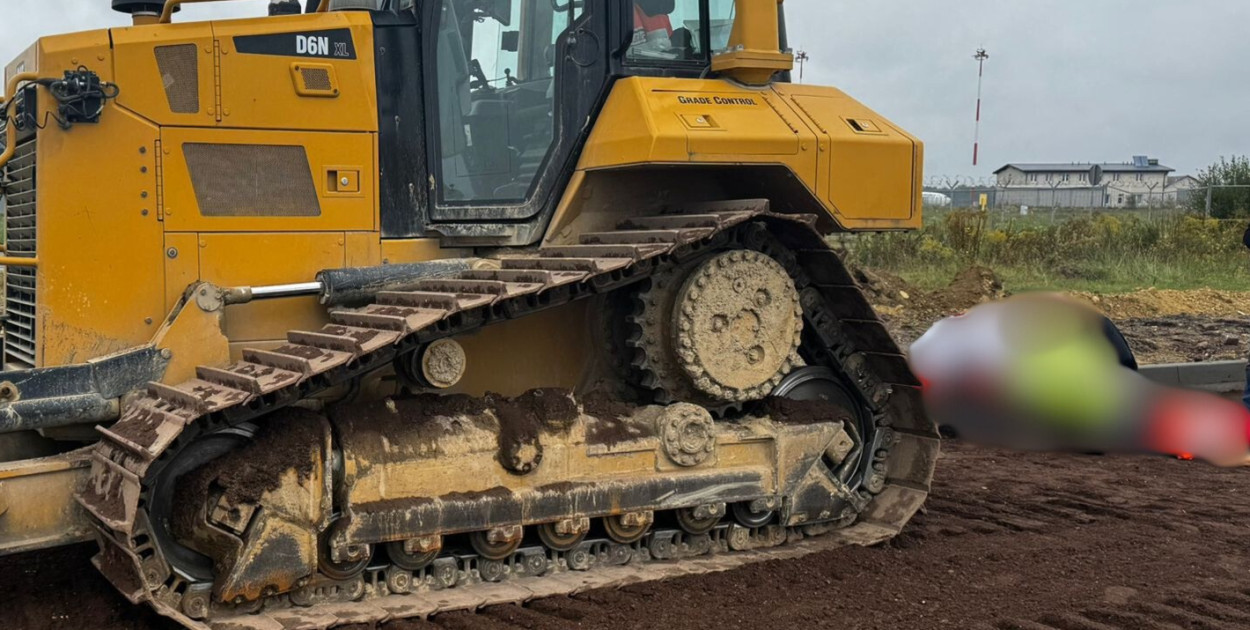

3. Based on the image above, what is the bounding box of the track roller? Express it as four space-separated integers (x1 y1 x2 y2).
319 521 372 581
537 518 590 552
386 536 442 571
470 526 524 561
732 501 776 528
676 504 725 535
603 511 654 544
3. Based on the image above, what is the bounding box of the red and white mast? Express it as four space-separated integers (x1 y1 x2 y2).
973 48 989 166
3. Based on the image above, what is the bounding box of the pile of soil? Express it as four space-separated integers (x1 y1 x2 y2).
867 266 1009 350
858 266 1006 320
861 264 1250 365
176 408 324 513
1072 288 1250 320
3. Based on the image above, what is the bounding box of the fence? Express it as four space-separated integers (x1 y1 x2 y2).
924 184 1201 211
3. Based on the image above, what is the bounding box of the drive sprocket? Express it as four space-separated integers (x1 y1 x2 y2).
630 249 803 405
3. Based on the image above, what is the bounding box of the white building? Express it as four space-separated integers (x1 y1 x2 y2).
994 157 1195 208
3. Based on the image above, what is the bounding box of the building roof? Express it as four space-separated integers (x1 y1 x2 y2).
1167 175 1199 186
994 161 1174 175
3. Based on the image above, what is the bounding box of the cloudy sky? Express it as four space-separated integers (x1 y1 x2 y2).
3 1 1247 180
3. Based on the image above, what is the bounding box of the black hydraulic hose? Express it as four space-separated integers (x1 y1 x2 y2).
317 259 478 307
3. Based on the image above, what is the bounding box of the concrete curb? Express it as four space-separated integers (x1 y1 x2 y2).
1140 360 1246 395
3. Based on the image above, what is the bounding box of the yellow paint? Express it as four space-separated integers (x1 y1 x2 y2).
214 13 378 132
111 21 215 127
197 232 345 344
344 232 382 268
573 77 923 231
779 84 921 223
163 233 201 311
0 73 38 171
37 104 166 367
0 450 92 555
111 12 377 132
159 127 375 233
152 288 231 384
380 239 472 265
450 301 595 398
711 0 794 86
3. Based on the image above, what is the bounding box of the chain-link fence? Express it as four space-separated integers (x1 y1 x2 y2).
923 176 1206 214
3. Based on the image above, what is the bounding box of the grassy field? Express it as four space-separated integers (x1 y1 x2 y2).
844 208 1250 293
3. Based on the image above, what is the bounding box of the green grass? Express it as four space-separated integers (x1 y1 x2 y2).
846 209 1250 294
892 260 1250 294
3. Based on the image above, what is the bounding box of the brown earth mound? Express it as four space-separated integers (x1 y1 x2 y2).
860 265 1250 364
859 265 1007 323
1072 288 1250 320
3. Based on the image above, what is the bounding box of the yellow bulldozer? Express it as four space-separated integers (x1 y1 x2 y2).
0 0 938 627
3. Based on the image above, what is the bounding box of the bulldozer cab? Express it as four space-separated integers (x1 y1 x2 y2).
376 0 743 238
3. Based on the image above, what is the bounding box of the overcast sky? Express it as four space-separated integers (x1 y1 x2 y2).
3 1 1247 180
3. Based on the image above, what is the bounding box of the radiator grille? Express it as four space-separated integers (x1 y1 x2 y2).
183 143 322 217
155 44 200 114
300 67 333 92
4 138 37 369
4 268 36 369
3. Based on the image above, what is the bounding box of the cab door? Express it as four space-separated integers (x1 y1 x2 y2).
423 0 607 224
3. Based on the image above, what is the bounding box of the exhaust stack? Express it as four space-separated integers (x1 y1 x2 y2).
112 0 170 25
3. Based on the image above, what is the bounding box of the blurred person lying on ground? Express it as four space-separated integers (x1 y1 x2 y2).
910 293 1250 467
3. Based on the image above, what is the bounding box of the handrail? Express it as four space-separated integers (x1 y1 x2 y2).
0 257 38 268
159 0 329 23
160 0 253 23
0 73 38 172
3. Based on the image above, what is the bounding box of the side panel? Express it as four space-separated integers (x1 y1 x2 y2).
160 127 375 233
36 105 166 367
215 13 378 132
112 22 218 126
573 77 923 232
109 12 379 132
195 232 346 347
777 84 921 224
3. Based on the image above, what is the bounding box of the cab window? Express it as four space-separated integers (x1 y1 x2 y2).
627 0 736 63
433 0 577 204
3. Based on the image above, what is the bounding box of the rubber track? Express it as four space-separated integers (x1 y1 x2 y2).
75 207 937 629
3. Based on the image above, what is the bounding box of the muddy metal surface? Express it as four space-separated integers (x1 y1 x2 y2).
4 441 1248 630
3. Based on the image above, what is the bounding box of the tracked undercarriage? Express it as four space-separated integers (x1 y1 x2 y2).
77 209 939 629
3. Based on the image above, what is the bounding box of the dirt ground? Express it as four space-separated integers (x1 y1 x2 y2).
5 442 1249 630
862 266 1250 364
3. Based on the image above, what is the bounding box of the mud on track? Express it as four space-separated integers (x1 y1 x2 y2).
4 442 1248 630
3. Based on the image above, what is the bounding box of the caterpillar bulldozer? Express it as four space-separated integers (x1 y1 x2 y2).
0 0 938 627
